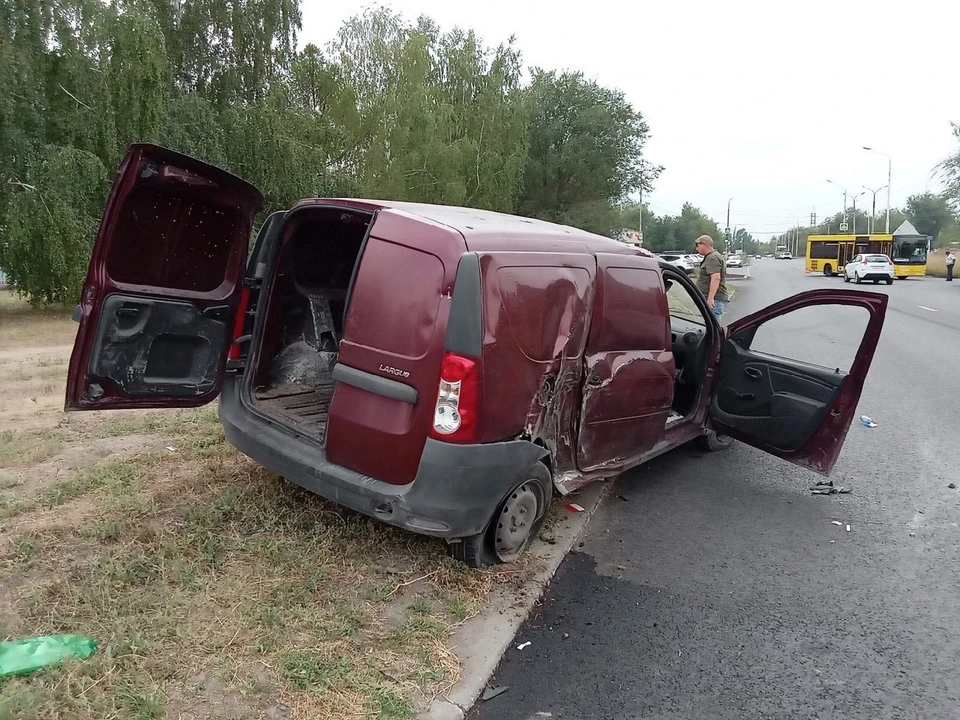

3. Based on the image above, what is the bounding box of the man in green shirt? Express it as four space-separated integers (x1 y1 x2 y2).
694 234 730 320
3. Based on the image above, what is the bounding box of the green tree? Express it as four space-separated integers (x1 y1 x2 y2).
905 192 957 242
517 70 651 236
1 146 108 305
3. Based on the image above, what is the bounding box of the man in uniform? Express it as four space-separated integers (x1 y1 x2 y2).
695 234 730 320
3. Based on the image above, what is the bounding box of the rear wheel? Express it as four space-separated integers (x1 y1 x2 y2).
698 429 734 452
886 278 894 285
855 273 863 284
823 264 833 277
843 272 850 283
447 462 552 568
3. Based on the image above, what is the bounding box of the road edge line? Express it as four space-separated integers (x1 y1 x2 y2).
420 481 610 720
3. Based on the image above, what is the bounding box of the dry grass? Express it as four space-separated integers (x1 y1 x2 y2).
0 293 534 719
926 250 948 278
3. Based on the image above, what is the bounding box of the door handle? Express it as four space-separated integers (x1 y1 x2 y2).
744 367 762 381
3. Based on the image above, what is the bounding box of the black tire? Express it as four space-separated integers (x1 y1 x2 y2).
823 264 833 277
843 272 850 283
447 462 552 568
886 278 894 285
855 273 863 284
698 429 734 452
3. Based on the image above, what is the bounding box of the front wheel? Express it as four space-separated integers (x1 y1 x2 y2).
447 462 552 568
698 429 734 452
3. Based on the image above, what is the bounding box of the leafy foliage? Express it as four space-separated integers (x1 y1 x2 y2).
2 146 108 305
0 0 661 304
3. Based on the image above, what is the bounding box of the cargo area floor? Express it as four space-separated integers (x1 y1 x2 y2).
252 383 334 442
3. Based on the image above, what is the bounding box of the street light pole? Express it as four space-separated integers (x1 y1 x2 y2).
862 185 887 235
863 147 892 233
850 192 864 234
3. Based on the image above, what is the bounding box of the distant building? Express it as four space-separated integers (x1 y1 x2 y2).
0 269 8 289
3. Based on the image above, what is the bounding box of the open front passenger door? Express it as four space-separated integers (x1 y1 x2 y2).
66 144 264 411
708 289 887 475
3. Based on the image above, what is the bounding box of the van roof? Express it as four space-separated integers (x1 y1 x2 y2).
293 198 647 257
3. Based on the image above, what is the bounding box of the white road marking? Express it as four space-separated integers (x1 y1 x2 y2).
918 305 938 312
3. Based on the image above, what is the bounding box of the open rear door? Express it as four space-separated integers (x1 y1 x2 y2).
708 289 887 475
66 144 263 411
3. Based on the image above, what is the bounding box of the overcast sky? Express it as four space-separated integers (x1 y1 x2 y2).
301 0 960 236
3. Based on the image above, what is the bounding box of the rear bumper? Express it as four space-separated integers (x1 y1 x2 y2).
217 377 547 539
859 272 894 280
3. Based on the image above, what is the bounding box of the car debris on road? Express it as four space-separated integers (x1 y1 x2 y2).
811 480 851 495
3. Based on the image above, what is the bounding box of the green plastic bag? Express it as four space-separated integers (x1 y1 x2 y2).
0 635 97 678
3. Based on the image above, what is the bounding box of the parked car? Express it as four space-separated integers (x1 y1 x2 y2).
726 255 744 268
65 145 891 567
684 253 702 267
658 253 695 275
843 254 895 285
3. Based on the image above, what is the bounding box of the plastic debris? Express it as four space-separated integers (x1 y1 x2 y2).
565 503 585 513
0 635 97 678
949 483 957 490
165 446 176 452
860 415 878 428
516 641 532 650
616 494 629 502
482 685 509 701
811 481 851 495
830 521 843 526
846 524 851 532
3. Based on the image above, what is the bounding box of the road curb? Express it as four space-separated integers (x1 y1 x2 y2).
420 482 609 720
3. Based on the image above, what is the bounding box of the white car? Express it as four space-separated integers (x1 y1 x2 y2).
843 253 894 285
657 253 695 275
726 255 744 268
684 253 702 266
777 252 793 260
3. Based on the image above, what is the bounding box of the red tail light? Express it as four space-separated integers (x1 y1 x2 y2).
429 352 481 443
228 287 251 361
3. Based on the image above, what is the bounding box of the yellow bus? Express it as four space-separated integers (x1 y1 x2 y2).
805 229 929 279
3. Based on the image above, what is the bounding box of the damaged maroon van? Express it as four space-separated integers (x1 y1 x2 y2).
66 145 888 566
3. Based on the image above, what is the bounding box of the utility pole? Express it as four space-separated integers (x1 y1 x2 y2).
827 179 850 232
863 147 892 233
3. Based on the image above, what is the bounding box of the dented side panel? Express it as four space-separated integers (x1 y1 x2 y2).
576 255 674 474
475 253 596 480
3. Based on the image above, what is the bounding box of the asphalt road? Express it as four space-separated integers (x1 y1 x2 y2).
472 260 960 720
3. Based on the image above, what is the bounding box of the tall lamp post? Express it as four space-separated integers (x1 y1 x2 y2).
849 191 865 234
862 185 887 235
863 146 892 233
